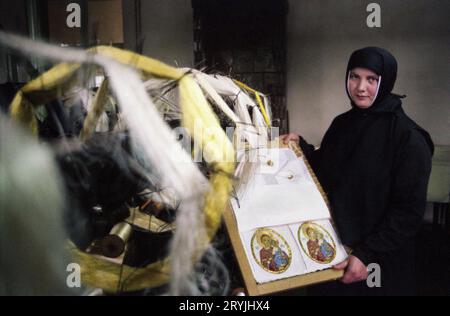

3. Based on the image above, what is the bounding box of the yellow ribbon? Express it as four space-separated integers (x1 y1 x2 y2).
233 79 271 127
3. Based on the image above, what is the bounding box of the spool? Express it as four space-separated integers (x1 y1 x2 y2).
100 222 132 258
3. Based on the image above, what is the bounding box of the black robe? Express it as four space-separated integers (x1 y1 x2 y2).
301 94 433 295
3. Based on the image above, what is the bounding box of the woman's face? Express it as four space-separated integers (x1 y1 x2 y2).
347 67 380 109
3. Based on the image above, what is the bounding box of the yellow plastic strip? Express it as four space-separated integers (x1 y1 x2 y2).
233 79 271 127
9 91 38 134
10 63 82 134
93 46 184 80
70 242 171 292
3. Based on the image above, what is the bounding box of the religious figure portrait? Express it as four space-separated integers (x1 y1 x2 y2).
251 228 292 274
298 222 336 264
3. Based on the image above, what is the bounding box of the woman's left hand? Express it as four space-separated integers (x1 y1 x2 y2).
333 255 368 284
280 133 299 144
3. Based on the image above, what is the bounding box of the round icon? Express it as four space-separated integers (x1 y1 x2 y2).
251 228 292 274
298 222 336 264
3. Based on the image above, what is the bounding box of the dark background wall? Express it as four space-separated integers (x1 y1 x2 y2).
123 0 193 67
0 0 29 83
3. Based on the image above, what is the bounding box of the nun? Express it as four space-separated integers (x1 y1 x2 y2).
281 47 434 295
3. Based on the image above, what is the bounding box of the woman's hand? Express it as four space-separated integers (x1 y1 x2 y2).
333 255 368 284
280 133 300 145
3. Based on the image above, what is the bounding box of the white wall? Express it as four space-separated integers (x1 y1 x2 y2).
287 0 450 146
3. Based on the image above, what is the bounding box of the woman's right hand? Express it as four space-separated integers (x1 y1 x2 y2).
280 133 300 145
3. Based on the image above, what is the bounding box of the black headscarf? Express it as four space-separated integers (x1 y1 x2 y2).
345 47 399 108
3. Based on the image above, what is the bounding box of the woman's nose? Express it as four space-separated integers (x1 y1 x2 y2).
357 80 366 91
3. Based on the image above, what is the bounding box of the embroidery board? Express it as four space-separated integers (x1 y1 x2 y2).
224 141 346 295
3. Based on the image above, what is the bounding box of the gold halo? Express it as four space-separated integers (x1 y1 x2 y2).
254 228 276 248
301 222 321 239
